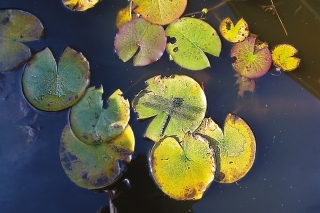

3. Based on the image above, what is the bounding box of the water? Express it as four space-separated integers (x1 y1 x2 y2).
0 0 320 212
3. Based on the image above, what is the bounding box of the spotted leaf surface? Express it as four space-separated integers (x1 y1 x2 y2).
219 17 249 43
62 0 100 11
271 44 300 72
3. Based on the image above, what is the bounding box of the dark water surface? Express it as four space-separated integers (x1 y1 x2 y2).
1 0 320 212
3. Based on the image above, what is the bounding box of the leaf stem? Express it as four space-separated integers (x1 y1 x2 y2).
271 0 288 36
183 0 230 17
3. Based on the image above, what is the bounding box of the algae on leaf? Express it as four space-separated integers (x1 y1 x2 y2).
22 47 90 111
0 9 43 71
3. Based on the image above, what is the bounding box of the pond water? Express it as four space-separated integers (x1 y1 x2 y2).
1 0 320 212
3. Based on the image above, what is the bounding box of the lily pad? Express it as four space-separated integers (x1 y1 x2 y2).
195 115 256 183
70 86 130 145
62 0 100 11
60 124 135 189
166 17 221 70
133 0 187 25
271 44 300 72
150 133 215 200
116 5 133 29
231 37 272 78
114 18 166 66
22 47 90 111
132 75 206 142
219 17 249 43
0 9 43 71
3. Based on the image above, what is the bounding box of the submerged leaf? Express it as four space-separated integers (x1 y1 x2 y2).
70 86 130 145
0 9 43 71
114 18 166 66
132 75 206 142
60 124 134 189
231 37 271 78
235 73 255 96
22 47 90 111
195 115 256 183
271 44 300 72
166 17 221 70
150 133 215 200
133 0 187 25
62 0 100 11
219 17 249 43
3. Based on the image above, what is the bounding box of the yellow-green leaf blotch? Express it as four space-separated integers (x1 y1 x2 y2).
0 9 43 71
62 0 100 11
60 124 135 189
150 133 215 200
271 44 300 72
166 17 221 70
70 86 130 145
22 47 90 111
219 17 249 43
132 75 206 142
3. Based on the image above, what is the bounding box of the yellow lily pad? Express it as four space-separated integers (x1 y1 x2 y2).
62 0 100 11
271 44 300 72
219 17 249 43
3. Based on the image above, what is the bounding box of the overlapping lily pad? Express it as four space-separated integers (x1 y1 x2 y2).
114 18 166 66
70 86 130 145
62 0 100 11
219 17 249 43
166 17 221 70
22 47 90 111
195 115 256 183
60 124 135 189
132 75 206 142
271 44 300 72
150 133 215 200
0 9 44 71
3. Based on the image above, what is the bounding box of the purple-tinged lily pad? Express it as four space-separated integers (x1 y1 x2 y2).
0 9 44 71
114 18 166 66
231 37 272 79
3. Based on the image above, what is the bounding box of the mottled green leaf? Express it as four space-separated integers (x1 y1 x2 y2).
0 9 43 71
70 86 130 145
60 124 135 189
150 133 215 200
114 18 166 66
22 47 90 111
166 17 221 70
132 75 206 142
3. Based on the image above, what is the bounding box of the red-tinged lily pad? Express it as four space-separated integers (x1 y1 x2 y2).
22 47 90 111
60 124 135 189
133 0 187 25
271 44 300 72
114 18 166 66
231 37 272 79
0 9 43 71
62 0 100 11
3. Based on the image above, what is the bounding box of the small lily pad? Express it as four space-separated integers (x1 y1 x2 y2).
0 9 43 71
133 0 187 25
150 133 215 200
166 17 221 70
271 44 300 72
70 86 130 145
132 75 206 142
116 5 133 29
231 37 272 78
62 0 100 11
22 47 90 111
60 124 135 189
114 18 166 66
219 17 249 43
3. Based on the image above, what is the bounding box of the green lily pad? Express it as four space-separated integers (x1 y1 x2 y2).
195 114 256 183
22 47 90 111
219 17 249 43
166 17 221 70
60 124 135 189
231 37 271 78
0 9 43 71
132 75 206 142
150 133 215 200
114 18 166 66
70 86 130 145
133 0 187 25
62 0 100 11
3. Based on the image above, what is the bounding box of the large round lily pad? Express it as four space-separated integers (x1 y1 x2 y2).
60 124 135 189
150 133 215 200
166 17 222 70
195 115 256 183
22 47 90 111
70 86 130 145
132 75 207 142
0 9 43 71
